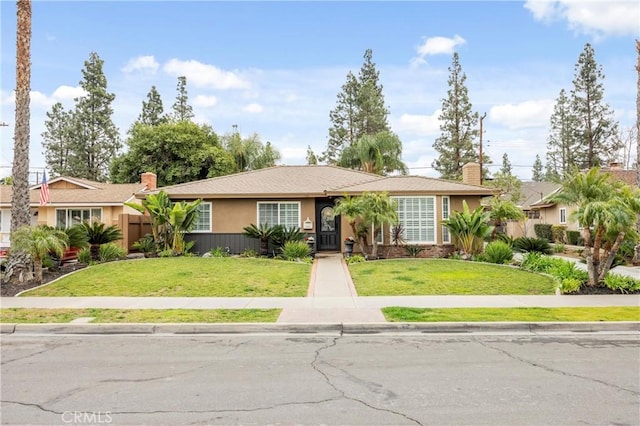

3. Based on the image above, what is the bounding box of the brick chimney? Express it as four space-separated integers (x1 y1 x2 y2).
141 172 157 190
462 162 482 186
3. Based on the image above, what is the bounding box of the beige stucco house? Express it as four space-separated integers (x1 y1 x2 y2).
141 163 496 256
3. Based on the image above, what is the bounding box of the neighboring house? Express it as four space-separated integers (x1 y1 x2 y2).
0 173 155 250
140 163 495 256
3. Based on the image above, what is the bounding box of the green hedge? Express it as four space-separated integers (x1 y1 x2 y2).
566 230 582 246
534 224 553 241
551 225 566 243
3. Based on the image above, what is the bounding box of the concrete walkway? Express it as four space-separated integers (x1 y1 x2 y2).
1 254 639 324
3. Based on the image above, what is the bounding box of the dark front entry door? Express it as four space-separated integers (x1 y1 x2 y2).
315 199 340 251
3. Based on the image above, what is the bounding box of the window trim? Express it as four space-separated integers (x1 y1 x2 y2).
371 223 384 244
393 196 437 245
55 207 103 228
442 196 451 244
256 201 301 228
191 202 213 233
559 207 567 225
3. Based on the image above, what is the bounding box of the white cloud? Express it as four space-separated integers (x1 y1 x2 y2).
0 87 86 109
193 95 218 108
163 59 250 90
243 103 263 113
393 111 441 136
524 0 639 37
121 55 159 74
489 99 554 129
51 85 86 101
411 35 466 67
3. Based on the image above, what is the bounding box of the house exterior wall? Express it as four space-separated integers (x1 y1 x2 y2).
35 205 126 228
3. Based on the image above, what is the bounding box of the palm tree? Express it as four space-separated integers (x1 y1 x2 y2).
80 221 123 261
488 197 525 239
337 131 407 175
551 168 640 285
243 223 279 256
3 0 32 285
443 201 493 257
333 194 366 253
10 225 68 284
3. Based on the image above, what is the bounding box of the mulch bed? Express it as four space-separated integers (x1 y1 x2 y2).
1 263 87 297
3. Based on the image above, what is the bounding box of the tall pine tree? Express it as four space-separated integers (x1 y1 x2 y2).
138 85 165 126
432 52 479 180
42 102 72 176
323 49 390 164
531 154 544 182
546 89 578 176
571 43 619 168
171 76 194 122
500 153 512 175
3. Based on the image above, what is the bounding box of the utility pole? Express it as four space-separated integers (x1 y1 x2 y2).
479 112 486 185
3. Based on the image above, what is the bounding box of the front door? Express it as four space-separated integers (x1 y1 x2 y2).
315 199 340 251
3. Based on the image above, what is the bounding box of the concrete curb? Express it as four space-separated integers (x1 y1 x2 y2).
1 321 638 335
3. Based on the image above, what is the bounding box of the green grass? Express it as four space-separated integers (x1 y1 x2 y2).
0 308 281 323
349 259 556 295
382 307 640 322
22 257 311 297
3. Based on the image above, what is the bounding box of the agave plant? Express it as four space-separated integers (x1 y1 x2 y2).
80 221 123 261
443 201 493 257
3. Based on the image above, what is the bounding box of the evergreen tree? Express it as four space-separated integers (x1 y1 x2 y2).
323 49 390 164
66 52 121 181
500 153 512 175
571 43 619 168
42 102 72 176
432 52 479 180
138 85 165 126
546 89 578 176
171 76 194 122
306 145 318 165
531 154 544 182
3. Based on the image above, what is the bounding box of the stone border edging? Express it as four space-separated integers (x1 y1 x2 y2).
1 321 638 335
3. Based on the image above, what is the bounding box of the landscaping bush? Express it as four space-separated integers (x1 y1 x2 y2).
272 226 305 248
99 243 127 262
520 252 588 293
483 241 514 264
551 225 566 243
553 243 565 253
280 241 311 261
548 260 588 284
496 233 515 247
514 237 552 254
566 230 581 246
346 254 366 264
77 248 91 264
604 274 640 294
239 248 258 258
405 246 425 257
560 278 582 294
133 234 156 257
534 224 553 241
209 247 230 257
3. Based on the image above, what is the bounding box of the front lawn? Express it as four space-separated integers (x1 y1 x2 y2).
382 307 640 322
0 308 281 323
22 257 311 297
349 259 556 295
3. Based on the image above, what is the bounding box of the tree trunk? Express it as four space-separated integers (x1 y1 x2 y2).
34 259 43 284
599 232 625 282
259 239 268 256
634 40 640 265
90 244 100 261
3 0 33 286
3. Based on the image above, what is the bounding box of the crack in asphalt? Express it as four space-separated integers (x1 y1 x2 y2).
2 400 65 415
311 337 423 425
475 338 640 396
1 338 73 366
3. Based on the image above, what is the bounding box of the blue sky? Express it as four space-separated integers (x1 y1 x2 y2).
1 0 638 181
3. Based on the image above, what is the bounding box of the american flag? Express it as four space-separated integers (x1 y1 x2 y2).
40 171 50 206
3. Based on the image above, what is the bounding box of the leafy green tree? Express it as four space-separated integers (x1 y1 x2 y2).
306 145 318 165
69 52 121 181
488 197 524 239
531 154 544 182
337 131 407 175
571 43 619 168
222 131 280 172
551 168 640 285
42 102 73 176
4 0 33 286
110 121 235 186
323 49 390 164
432 52 480 180
443 200 493 257
138 85 166 126
546 89 578 176
10 225 68 284
487 172 522 203
171 76 194 122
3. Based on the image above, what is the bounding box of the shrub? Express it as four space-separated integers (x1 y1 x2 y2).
553 243 565 253
533 224 553 241
77 248 91 264
99 243 127 262
520 252 557 272
239 248 258 258
209 246 230 258
514 237 552 254
548 260 588 284
280 241 311 261
272 226 305 248
391 224 406 247
346 254 366 264
604 274 640 294
133 234 156 257
551 225 566 243
496 233 515 247
560 278 582 294
566 230 581 246
484 241 514 264
405 246 425 257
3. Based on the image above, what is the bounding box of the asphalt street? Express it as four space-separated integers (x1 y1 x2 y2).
1 332 639 425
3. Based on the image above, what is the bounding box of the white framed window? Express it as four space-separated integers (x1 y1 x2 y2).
442 196 451 244
192 202 212 232
559 208 567 224
393 196 436 244
371 224 384 244
257 202 300 228
55 208 102 228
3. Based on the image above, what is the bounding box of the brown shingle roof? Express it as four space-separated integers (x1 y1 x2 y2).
146 165 496 198
518 182 562 209
0 182 147 206
601 168 637 187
